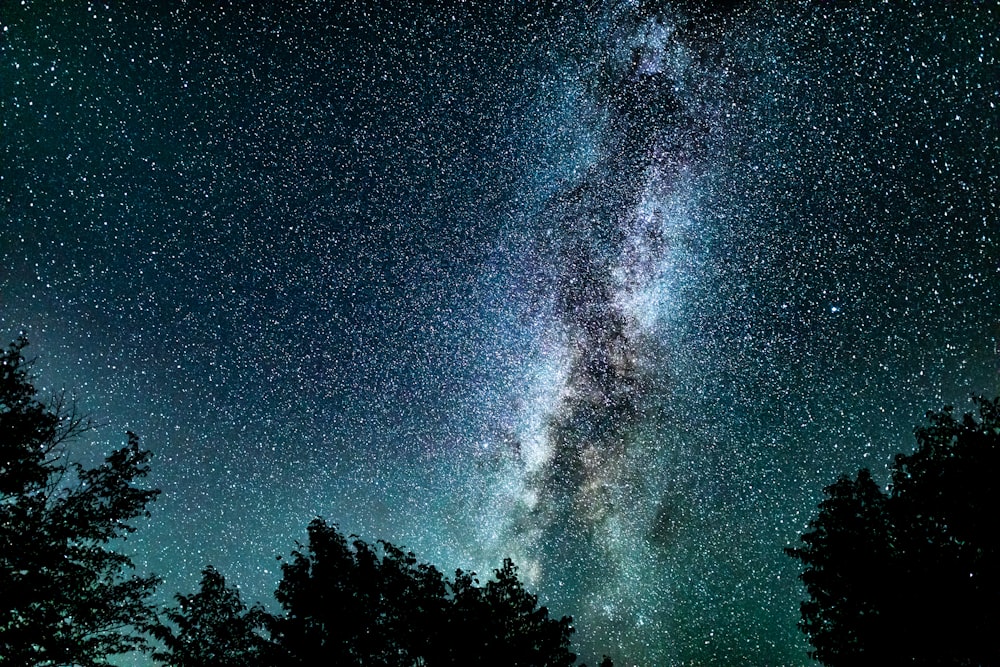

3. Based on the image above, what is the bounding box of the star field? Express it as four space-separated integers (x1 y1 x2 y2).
2 2 998 665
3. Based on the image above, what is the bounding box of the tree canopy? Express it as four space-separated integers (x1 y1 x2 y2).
151 565 271 667
0 336 160 665
0 336 610 665
787 396 1000 666
272 517 577 667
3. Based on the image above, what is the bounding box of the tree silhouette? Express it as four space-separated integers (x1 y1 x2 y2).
448 559 575 667
0 336 160 665
787 396 1000 666
271 518 576 667
0 337 601 665
271 518 445 666
151 565 271 667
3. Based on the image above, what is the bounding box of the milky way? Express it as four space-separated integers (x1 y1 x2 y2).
2 2 998 665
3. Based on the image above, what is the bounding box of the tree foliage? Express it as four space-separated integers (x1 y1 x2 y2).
787 396 1000 666
447 559 577 667
151 565 271 667
0 337 606 664
0 336 161 665
272 518 576 667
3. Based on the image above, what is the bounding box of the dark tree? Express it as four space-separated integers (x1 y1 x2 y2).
272 518 577 667
0 337 160 665
272 518 448 666
446 559 575 667
786 469 893 664
787 396 1000 666
459 559 575 667
151 566 272 667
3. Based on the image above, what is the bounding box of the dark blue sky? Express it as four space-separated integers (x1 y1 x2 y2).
2 2 998 664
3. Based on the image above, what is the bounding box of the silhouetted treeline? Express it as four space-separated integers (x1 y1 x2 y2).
787 396 1000 666
150 519 609 667
272 518 576 666
0 337 607 667
4 336 999 666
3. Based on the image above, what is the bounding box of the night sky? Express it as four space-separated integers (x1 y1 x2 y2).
2 1 998 665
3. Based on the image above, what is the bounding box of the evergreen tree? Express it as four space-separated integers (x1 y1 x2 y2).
0 336 160 665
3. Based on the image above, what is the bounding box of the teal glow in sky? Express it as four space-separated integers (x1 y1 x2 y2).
2 2 998 664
